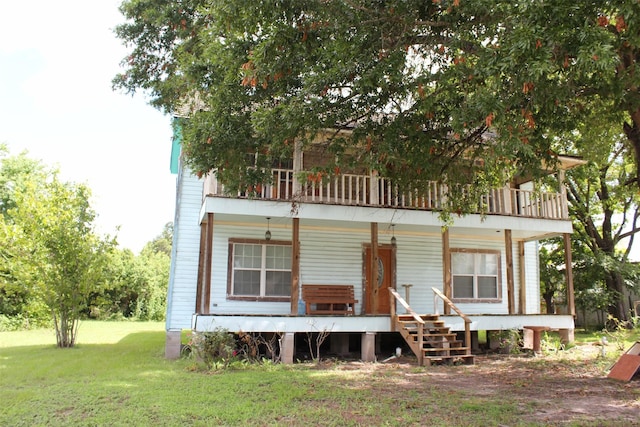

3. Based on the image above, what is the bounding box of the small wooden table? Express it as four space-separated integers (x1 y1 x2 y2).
523 326 550 354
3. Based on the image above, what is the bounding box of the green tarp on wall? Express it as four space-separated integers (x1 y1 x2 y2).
170 118 182 174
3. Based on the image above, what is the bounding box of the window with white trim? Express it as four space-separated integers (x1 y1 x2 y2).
230 241 291 299
451 250 501 301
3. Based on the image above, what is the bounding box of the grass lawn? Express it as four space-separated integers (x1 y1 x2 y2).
1 322 639 426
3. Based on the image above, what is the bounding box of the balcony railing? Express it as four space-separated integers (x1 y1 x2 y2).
203 169 568 220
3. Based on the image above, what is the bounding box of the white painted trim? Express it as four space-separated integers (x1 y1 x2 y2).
203 197 573 240
192 314 574 333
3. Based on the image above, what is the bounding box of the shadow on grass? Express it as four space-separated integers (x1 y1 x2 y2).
0 330 168 384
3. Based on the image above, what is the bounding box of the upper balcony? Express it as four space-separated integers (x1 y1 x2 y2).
203 169 569 220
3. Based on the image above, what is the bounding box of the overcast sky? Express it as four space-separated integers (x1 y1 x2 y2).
0 0 176 253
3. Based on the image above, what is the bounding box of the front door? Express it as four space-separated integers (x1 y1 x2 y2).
364 245 395 314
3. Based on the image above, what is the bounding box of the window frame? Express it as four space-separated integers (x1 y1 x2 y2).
450 248 502 303
227 238 292 302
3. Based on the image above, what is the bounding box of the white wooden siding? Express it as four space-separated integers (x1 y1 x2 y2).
209 222 292 314
200 219 539 317
209 222 370 314
166 168 203 329
299 227 368 313
395 234 442 314
524 240 541 313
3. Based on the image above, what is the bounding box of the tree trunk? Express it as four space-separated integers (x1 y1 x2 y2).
53 310 77 348
542 290 555 314
623 112 640 187
605 270 627 322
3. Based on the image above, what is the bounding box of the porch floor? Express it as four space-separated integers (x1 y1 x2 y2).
192 313 574 334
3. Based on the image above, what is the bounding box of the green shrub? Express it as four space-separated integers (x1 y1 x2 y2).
0 314 50 331
189 328 236 370
541 332 564 354
496 329 522 354
604 315 636 351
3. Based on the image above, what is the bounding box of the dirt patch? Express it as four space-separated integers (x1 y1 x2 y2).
325 345 640 425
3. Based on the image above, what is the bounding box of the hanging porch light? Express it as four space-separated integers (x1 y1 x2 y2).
390 224 397 247
265 217 272 241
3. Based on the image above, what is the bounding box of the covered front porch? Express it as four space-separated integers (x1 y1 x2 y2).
183 197 579 363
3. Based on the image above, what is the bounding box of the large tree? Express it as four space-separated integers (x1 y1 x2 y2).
13 178 115 346
564 146 640 321
541 105 640 322
0 147 115 343
113 0 570 214
0 145 53 325
114 2 640 201
484 1 640 188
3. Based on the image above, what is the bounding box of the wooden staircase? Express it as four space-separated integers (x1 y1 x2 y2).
389 287 474 366
395 313 474 366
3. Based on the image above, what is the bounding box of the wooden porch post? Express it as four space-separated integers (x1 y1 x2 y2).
442 228 451 315
503 185 513 215
195 213 214 314
563 233 576 317
195 222 206 314
371 222 379 314
505 229 515 314
518 241 526 314
559 169 568 218
292 141 302 196
203 213 214 314
370 171 379 205
290 218 300 314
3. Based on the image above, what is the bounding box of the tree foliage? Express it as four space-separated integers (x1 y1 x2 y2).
93 224 172 321
0 147 171 337
0 145 55 327
540 105 640 321
11 177 114 346
113 0 575 214
0 146 116 344
114 1 640 196
143 222 173 257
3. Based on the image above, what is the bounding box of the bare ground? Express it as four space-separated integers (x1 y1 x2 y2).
327 344 640 426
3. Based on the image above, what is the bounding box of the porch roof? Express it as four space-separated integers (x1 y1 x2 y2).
201 198 573 241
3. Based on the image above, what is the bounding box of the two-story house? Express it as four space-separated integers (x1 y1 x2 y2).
165 125 583 365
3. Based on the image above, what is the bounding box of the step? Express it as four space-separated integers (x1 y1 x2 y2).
422 346 470 354
403 325 449 333
425 326 448 333
397 314 440 321
398 320 446 328
407 330 454 336
424 338 463 346
407 333 458 341
424 342 465 350
424 333 457 339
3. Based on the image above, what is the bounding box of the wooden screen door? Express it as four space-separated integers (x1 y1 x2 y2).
364 245 394 314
